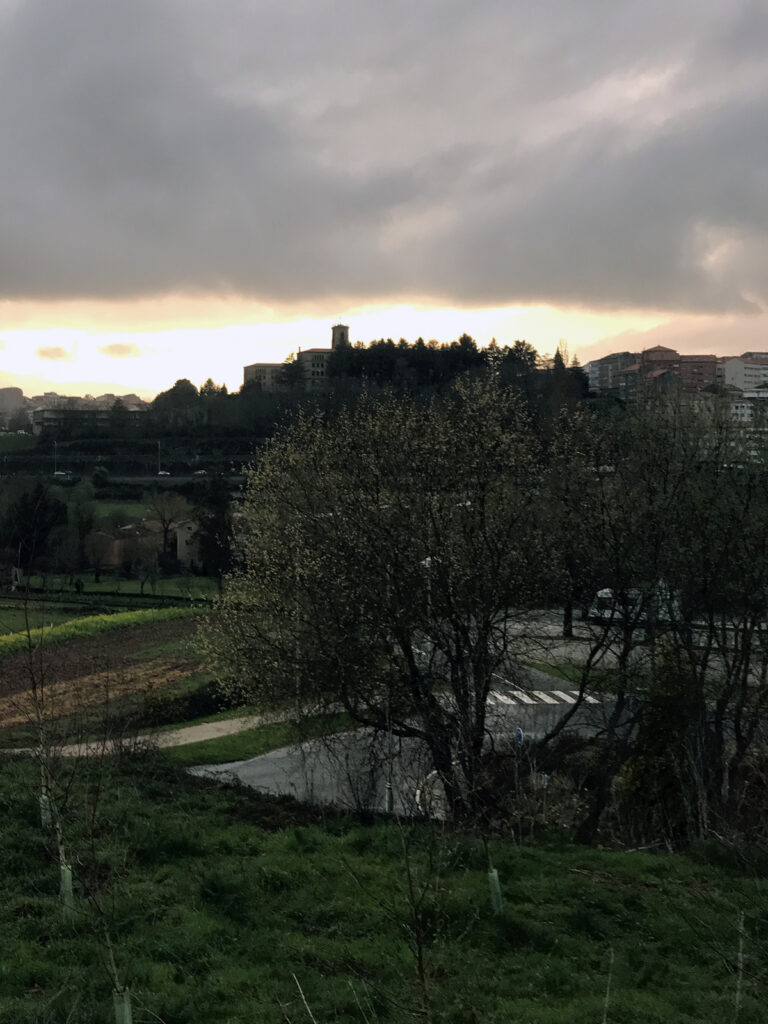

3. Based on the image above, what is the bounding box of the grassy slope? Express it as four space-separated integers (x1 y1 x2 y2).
164 712 352 765
1 755 767 1024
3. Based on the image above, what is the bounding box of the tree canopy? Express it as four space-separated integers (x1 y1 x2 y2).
203 378 549 820
203 388 768 843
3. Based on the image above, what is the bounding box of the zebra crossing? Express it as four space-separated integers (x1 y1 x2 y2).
411 645 603 709
487 688 600 707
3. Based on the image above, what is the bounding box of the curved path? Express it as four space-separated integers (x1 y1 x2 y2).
6 664 599 759
4 712 268 758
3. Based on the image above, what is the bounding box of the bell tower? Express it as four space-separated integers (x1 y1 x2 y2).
331 323 349 350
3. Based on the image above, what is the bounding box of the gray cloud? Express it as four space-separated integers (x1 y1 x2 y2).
36 346 71 360
99 343 141 358
0 0 767 314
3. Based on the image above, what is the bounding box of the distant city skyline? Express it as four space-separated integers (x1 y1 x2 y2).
1 1 766 397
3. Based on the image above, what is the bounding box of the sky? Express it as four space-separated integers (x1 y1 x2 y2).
1 0 767 398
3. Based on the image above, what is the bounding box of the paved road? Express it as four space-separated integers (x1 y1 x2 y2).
190 665 610 816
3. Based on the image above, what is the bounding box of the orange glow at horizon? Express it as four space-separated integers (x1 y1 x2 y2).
0 295 758 398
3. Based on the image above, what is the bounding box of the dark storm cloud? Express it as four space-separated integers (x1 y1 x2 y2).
36 346 71 360
99 343 141 358
1 0 766 313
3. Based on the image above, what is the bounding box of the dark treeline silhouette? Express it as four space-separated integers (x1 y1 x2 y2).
328 333 587 409
143 335 588 438
12 338 589 481
328 333 487 389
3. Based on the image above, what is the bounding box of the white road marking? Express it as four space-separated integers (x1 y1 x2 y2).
552 690 577 703
489 686 601 707
490 691 517 705
533 690 559 704
572 691 600 704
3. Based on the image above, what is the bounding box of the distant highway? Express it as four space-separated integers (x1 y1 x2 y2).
107 474 245 486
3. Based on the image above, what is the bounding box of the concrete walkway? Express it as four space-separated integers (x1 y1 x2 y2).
151 713 264 748
4 712 269 758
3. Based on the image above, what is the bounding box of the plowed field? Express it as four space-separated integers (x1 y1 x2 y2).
0 617 201 730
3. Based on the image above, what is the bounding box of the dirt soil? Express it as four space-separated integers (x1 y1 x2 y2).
0 618 200 729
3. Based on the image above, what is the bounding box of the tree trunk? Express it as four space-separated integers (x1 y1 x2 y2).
426 726 468 822
562 600 574 639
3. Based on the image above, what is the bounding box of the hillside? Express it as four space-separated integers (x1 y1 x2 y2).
1 753 766 1023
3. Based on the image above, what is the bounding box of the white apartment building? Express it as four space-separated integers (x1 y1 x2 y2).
717 354 768 391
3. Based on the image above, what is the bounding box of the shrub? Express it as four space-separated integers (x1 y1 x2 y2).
141 679 229 728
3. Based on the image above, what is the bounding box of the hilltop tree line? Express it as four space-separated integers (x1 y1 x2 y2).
150 335 588 436
23 335 588 443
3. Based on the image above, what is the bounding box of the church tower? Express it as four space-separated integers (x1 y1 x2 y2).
331 323 349 350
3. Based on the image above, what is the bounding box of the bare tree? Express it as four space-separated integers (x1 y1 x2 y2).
143 489 190 557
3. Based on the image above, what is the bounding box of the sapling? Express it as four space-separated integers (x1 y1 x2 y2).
482 837 503 915
601 944 614 1024
733 909 745 1024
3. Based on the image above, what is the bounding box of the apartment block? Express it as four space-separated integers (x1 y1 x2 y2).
583 351 638 397
716 354 768 391
602 346 718 399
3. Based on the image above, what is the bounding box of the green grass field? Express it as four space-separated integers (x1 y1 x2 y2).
0 432 36 454
91 499 150 521
164 712 352 765
1 754 766 1023
0 597 198 638
528 660 618 692
0 601 86 635
23 572 218 600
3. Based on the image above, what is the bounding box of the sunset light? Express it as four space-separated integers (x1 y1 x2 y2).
0 1 765 398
